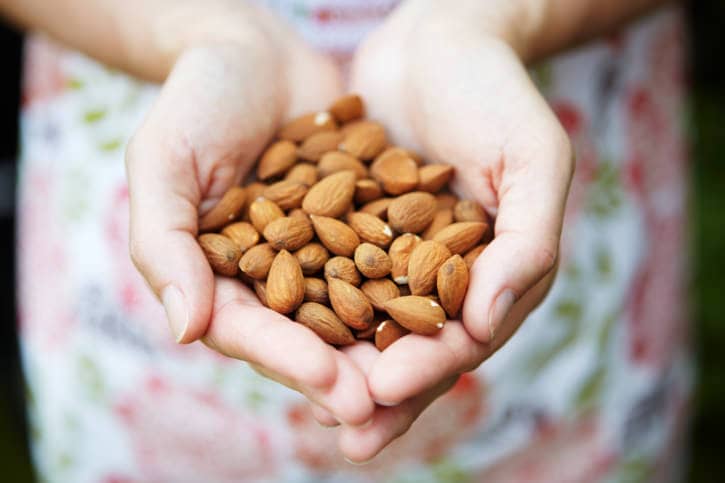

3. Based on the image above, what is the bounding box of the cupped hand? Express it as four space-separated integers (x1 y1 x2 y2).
125 6 373 426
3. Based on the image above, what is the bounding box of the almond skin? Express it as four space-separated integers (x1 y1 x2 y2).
422 208 454 240
285 163 319 186
370 148 419 195
278 111 337 142
454 200 488 223
198 187 246 232
389 234 421 285
327 278 374 330
318 151 368 180
221 222 259 253
293 242 329 275
248 198 285 233
296 131 345 162
375 320 409 351
238 243 277 279
198 233 242 277
346 212 394 248
309 215 360 257
339 121 387 160
433 222 487 255
328 94 364 123
354 179 383 204
302 170 357 218
418 164 454 193
361 279 400 311
263 216 314 251
384 296 446 335
387 191 437 234
263 180 309 211
437 255 470 318
303 278 329 305
354 243 392 279
257 141 297 180
295 302 356 346
266 250 305 314
359 198 392 219
355 319 383 340
253 280 268 307
242 182 267 221
435 193 459 210
324 256 361 286
463 244 486 270
407 240 451 295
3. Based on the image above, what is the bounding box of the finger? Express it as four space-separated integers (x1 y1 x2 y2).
310 403 339 427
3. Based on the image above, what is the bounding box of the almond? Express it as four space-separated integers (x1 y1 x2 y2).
454 200 488 223
370 148 419 195
407 240 451 295
435 192 459 210
221 222 259 252
257 141 297 180
297 131 345 162
463 244 486 270
328 94 364 123
241 182 267 221
355 319 382 340
398 284 412 296
340 119 376 136
405 149 424 166
422 208 454 240
340 122 387 160
309 215 360 257
303 278 329 305
361 279 400 311
387 191 437 234
198 233 242 277
285 163 319 186
389 233 421 284
360 198 392 219
198 187 246 232
302 170 356 218
418 164 454 193
253 280 268 307
384 296 446 335
354 243 392 279
266 250 305 314
263 216 314 251
433 222 486 255
346 212 394 248
263 180 308 210
248 198 284 233
278 111 337 142
355 179 383 204
318 151 368 180
324 256 361 286
375 320 409 351
238 243 277 279
288 208 309 220
293 242 329 275
327 278 374 330
437 255 469 318
295 302 355 346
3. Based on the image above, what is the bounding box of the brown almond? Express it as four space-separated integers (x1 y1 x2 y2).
418 164 454 193
384 296 446 335
346 212 394 248
263 216 314 251
463 244 486 270
387 191 437 234
303 278 329 305
327 278 374 330
405 149 424 166
263 180 308 211
324 256 361 286
266 250 305 314
302 170 356 218
297 131 345 162
198 187 246 232
361 279 400 311
407 240 451 295
221 222 259 253
285 163 319 186
339 122 387 160
198 233 241 277
355 179 383 204
433 222 486 255
248 198 284 233
355 319 382 340
238 243 277 279
257 141 297 180
422 209 454 240
340 120 376 136
375 320 410 351
354 243 392 279
253 280 268 307
278 112 337 142
293 243 329 275
437 255 469 318
309 215 360 257
398 284 412 296
295 302 355 346
328 94 364 123
241 182 267 221
360 198 392 219
454 200 488 223
389 233 421 284
370 148 419 195
317 151 368 180
435 193 459 210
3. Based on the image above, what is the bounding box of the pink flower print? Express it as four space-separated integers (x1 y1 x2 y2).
21 36 68 108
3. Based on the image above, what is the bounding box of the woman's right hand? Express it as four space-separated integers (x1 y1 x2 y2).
125 4 374 427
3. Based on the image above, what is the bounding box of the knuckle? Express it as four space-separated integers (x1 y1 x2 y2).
532 242 558 275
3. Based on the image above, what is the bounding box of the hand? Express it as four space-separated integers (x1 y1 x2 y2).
316 1 574 462
125 5 374 426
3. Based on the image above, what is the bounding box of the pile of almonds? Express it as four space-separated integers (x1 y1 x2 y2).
198 95 491 351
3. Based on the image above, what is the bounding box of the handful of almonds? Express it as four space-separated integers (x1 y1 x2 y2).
198 95 491 351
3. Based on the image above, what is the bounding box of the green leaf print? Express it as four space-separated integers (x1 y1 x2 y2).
431 458 471 483
617 455 655 483
77 355 105 402
67 78 84 90
574 365 606 411
99 138 123 152
595 246 613 280
83 108 107 124
586 161 623 218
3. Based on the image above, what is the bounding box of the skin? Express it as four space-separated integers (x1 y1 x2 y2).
1 0 671 464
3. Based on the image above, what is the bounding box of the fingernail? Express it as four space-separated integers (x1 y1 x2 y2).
374 399 398 407
488 290 515 341
162 285 189 343
345 457 373 466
